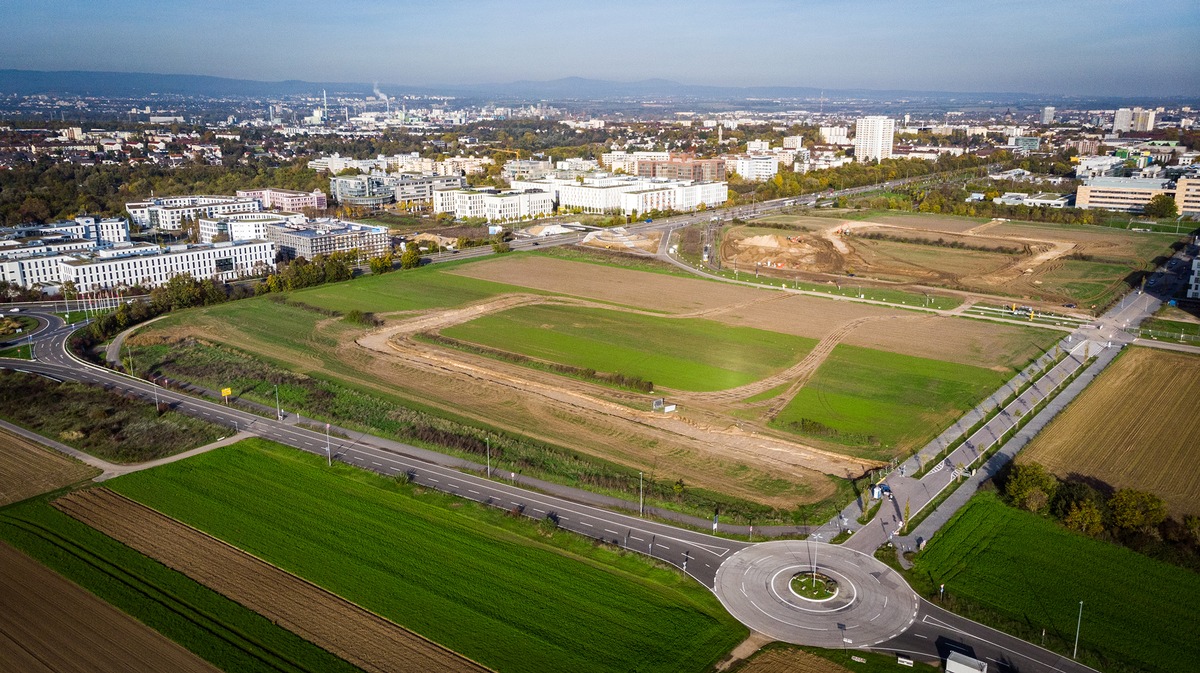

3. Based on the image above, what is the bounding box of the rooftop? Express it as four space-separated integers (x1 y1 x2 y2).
1084 177 1172 189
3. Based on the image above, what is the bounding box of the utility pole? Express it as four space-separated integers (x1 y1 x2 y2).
326 422 331 466
275 384 281 421
639 471 644 517
486 436 491 478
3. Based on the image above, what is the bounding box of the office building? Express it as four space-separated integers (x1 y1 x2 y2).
432 188 553 223
1175 177 1200 218
501 160 554 181
510 173 727 215
197 212 306 244
265 219 390 261
328 174 396 209
1132 107 1156 132
636 156 726 181
1074 177 1173 212
733 155 780 181
853 117 895 162
1041 106 1056 125
236 188 327 212
391 174 466 205
59 241 275 290
126 196 261 231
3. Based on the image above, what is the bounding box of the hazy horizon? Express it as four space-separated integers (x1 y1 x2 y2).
3 0 1197 97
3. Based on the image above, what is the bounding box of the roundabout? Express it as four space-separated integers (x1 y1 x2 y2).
713 540 919 649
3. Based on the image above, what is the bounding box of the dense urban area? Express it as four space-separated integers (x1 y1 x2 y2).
0 67 1197 673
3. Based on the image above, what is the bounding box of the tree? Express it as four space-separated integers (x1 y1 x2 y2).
1004 462 1059 514
1142 194 1177 219
1064 500 1105 537
399 245 421 269
1110 489 1167 531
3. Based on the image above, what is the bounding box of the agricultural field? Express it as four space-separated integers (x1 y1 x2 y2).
911 491 1200 673
1020 347 1200 516
0 497 366 673
772 345 1009 459
722 212 1178 309
0 542 220 673
106 438 747 673
56 488 487 673
124 250 1067 519
0 370 224 463
440 303 817 391
0 428 98 506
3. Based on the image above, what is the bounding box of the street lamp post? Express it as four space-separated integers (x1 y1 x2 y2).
1073 601 1083 659
274 384 281 421
486 436 491 478
639 471 644 517
810 532 824 583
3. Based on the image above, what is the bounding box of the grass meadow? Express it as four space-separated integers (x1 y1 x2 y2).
0 495 364 673
108 439 747 673
772 345 1007 459
441 303 818 391
910 491 1199 673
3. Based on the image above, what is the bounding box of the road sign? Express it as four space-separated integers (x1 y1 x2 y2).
221 387 232 397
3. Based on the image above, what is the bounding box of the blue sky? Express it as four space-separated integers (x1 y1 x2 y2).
3 0 1197 96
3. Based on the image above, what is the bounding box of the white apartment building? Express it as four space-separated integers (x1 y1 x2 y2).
854 117 895 162
1132 107 1156 132
1175 177 1200 217
265 220 390 261
432 188 553 223
1041 107 1056 125
502 160 554 181
60 241 275 290
782 135 807 150
7 216 130 246
820 126 850 144
510 173 727 215
236 188 327 211
620 181 729 216
1112 108 1134 133
126 196 261 231
392 174 467 205
746 140 771 153
197 213 304 244
733 155 780 181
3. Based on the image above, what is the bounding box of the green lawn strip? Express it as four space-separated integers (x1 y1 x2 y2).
0 369 225 463
771 345 1007 459
108 439 747 673
690 263 961 310
910 491 1200 673
440 303 817 392
282 266 532 315
0 344 32 359
0 495 365 673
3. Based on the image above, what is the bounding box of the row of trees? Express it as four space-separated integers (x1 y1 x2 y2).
1004 462 1199 569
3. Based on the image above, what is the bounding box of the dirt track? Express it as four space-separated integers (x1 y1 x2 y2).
0 541 219 673
55 488 491 673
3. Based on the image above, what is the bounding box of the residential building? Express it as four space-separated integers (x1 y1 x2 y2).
197 212 305 244
125 196 261 231
391 174 466 205
819 126 850 145
265 219 390 261
782 135 807 150
746 140 771 153
1132 107 1156 132
1041 106 1056 125
1188 255 1200 300
59 241 275 290
236 187 327 212
1074 155 1125 179
733 155 779 181
853 117 895 162
1074 177 1173 212
432 188 553 223
1009 136 1042 152
9 216 130 246
600 151 670 174
1112 108 1134 133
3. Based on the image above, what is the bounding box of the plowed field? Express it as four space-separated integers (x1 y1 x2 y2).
0 428 98 506
0 541 219 673
734 647 851 673
55 488 490 673
1021 347 1200 516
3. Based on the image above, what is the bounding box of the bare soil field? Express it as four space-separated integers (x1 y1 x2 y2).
732 646 852 673
0 541 219 673
724 214 1175 307
55 488 490 673
1021 347 1200 516
715 293 1051 371
0 428 98 506
580 228 662 253
450 254 767 314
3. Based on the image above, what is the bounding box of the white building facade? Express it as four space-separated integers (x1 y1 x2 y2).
854 116 895 162
58 241 276 291
126 196 261 231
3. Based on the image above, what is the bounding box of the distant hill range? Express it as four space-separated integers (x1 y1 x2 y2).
0 69 1174 107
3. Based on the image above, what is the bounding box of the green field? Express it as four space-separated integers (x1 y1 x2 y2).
0 496 364 673
107 439 747 673
911 491 1200 673
282 265 522 314
772 345 1006 458
441 304 817 391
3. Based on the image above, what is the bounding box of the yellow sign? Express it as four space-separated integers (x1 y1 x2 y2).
221 387 232 397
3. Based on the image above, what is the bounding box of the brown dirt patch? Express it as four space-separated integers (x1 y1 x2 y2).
449 254 763 314
56 488 490 673
1021 347 1200 516
870 214 986 233
0 428 98 506
731 645 853 673
0 541 220 673
580 228 662 253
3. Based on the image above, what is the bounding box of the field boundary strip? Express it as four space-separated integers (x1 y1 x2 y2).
53 488 493 673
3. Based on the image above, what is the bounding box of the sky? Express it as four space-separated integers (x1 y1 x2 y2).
3 0 1197 97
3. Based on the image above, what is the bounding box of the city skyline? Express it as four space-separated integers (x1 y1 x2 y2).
2 0 1197 98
